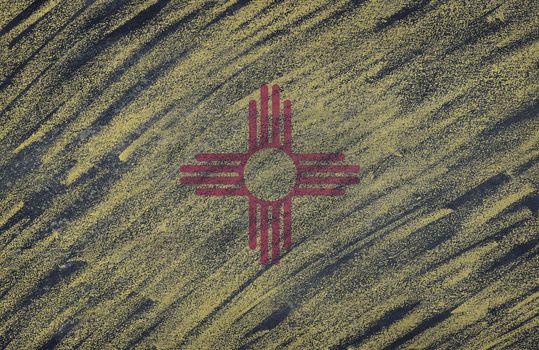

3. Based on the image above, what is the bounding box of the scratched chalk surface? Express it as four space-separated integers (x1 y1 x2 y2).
1 1 538 349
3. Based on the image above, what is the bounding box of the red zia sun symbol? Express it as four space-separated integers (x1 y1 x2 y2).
180 84 360 264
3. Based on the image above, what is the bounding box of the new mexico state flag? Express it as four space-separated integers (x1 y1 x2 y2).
0 1 537 349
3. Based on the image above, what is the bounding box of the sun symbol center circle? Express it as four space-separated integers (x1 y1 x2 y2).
244 148 297 201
